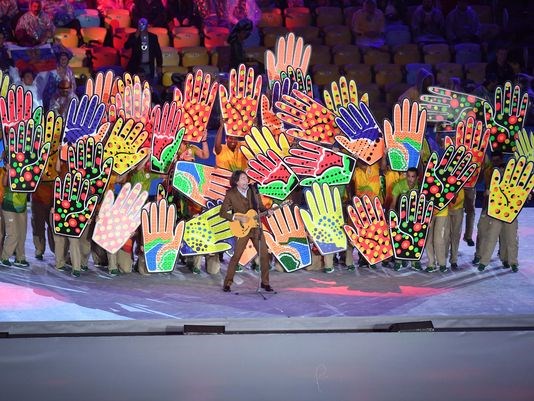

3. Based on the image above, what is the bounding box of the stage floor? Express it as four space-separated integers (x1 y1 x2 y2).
1 208 534 331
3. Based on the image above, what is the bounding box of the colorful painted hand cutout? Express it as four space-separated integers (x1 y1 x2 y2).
6 111 51 192
85 70 119 121
114 81 152 128
246 150 299 201
150 102 185 173
276 89 338 144
264 204 311 272
484 81 529 153
301 182 346 255
63 95 106 145
335 102 384 165
345 195 394 265
41 110 64 181
444 117 490 188
284 140 356 186
0 86 33 138
142 199 185 273
53 172 98 237
180 205 233 256
383 99 426 171
488 156 534 223
103 117 150 175
173 69 219 142
241 126 291 160
219 64 262 138
323 77 369 117
0 69 11 98
514 129 534 163
389 190 434 261
172 162 232 207
260 78 297 137
93 183 149 253
67 136 113 197
280 66 313 98
265 32 312 85
419 87 485 130
420 145 477 210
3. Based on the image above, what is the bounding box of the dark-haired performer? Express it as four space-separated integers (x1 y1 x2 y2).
219 170 273 293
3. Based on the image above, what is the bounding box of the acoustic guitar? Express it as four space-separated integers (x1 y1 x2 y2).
229 200 293 238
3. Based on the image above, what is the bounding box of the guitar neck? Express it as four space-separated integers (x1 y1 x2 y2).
256 200 292 218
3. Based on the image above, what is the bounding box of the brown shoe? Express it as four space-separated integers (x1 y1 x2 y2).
261 283 274 292
223 285 231 292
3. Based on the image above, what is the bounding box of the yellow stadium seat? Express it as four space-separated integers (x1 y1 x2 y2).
435 62 464 86
423 43 451 64
344 64 372 85
72 67 92 80
148 27 170 48
322 25 352 46
284 7 312 30
70 48 88 68
181 46 210 67
91 47 118 70
385 82 411 105
344 6 359 26
374 63 403 88
245 46 266 64
465 62 487 84
261 27 288 48
173 26 201 49
162 47 180 67
363 48 390 65
258 8 283 28
292 26 320 44
113 27 136 49
332 45 360 66
81 27 107 46
316 6 343 27
54 28 78 48
104 9 131 29
312 64 340 86
203 26 230 51
393 43 420 65
162 68 188 87
309 45 331 66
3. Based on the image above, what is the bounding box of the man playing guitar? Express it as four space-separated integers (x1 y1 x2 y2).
219 170 273 293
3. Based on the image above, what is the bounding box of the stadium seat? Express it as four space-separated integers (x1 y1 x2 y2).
312 64 341 86
435 62 464 86
343 6 359 26
173 26 201 49
370 101 390 122
293 26 321 45
245 47 266 64
316 6 343 27
113 27 136 49
308 45 331 65
385 24 411 48
465 62 487 84
374 63 403 88
119 48 132 68
323 25 352 46
104 9 131 29
363 48 390 65
344 64 372 85
423 43 451 64
454 43 482 64
81 27 107 46
258 8 283 28
54 28 78 48
70 48 88 68
393 43 420 65
332 45 361 66
148 27 170 48
284 7 312 30
261 27 288 48
77 9 100 28
385 82 411 105
192 65 219 75
162 47 180 67
204 26 230 51
181 46 210 67
358 83 381 104
71 67 92 80
91 47 119 70
162 68 188 87
405 63 432 85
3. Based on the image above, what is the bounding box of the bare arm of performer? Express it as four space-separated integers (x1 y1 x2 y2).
214 124 224 155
